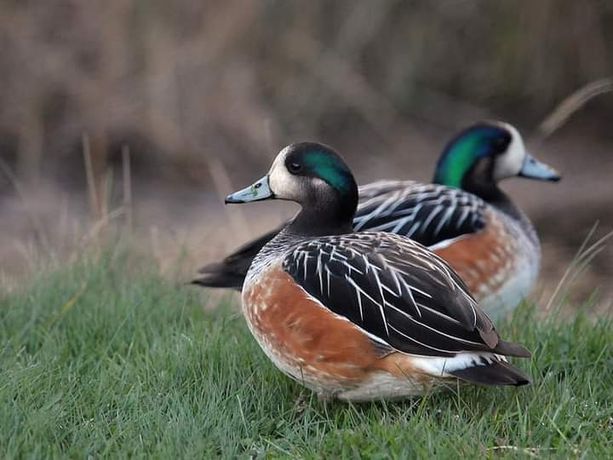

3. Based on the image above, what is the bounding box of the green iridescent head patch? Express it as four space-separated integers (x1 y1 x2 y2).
303 150 353 194
433 124 510 187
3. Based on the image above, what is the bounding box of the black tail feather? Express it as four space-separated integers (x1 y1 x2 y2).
191 265 246 290
191 227 281 290
450 359 531 387
492 339 532 358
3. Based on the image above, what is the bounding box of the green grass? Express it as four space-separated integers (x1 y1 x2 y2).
0 253 611 458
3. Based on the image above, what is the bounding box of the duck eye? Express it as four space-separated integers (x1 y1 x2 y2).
288 162 302 174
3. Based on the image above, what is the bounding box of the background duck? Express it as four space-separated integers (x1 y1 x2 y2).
194 122 560 319
224 142 531 401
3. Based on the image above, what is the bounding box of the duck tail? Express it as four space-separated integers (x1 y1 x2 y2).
450 358 530 387
492 339 532 358
191 228 280 290
191 262 247 290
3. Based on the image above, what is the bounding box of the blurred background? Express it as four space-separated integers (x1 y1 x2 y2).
0 0 611 310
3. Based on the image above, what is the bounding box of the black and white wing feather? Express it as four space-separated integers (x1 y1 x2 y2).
355 180 487 247
283 232 529 358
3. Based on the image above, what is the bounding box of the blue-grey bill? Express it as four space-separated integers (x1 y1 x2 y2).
225 175 275 204
519 153 561 181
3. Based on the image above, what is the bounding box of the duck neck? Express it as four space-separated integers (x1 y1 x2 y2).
463 176 528 227
286 189 358 237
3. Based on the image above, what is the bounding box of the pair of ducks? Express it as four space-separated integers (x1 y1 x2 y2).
195 122 560 401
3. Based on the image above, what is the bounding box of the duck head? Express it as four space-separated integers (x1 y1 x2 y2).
226 142 358 236
433 121 560 194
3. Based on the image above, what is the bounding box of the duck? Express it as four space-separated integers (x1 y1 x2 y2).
194 121 560 319
220 142 531 401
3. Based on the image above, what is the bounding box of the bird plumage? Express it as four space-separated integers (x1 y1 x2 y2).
215 142 532 400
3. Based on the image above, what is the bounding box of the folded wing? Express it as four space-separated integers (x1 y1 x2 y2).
283 232 529 358
355 180 486 247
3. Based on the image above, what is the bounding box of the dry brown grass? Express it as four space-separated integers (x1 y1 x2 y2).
1 1 612 186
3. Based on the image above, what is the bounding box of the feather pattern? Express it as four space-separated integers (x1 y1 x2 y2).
355 180 486 246
281 232 523 358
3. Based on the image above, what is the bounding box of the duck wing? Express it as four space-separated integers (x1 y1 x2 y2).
355 180 486 247
282 232 529 358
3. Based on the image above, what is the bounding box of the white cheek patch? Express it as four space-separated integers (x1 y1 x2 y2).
493 123 526 180
268 146 301 200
